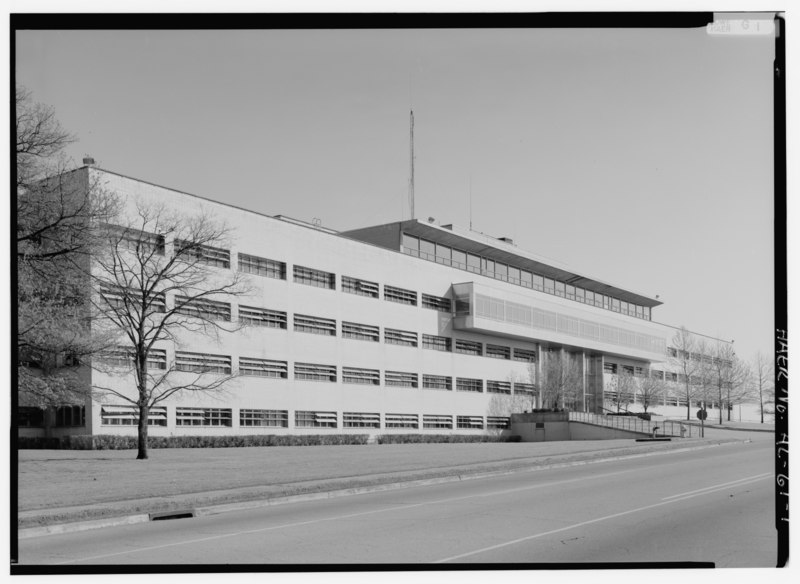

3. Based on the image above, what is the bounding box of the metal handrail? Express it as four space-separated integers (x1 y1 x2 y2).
568 412 691 438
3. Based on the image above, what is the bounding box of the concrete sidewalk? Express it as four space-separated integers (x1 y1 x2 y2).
18 433 764 539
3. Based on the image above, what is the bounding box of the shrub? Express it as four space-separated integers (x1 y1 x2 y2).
16 436 60 449
376 434 518 445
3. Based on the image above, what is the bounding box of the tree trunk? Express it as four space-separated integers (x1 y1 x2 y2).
137 403 149 460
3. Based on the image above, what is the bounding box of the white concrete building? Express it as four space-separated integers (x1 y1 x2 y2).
18 167 762 441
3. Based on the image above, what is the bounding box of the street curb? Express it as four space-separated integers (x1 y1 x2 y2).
18 438 747 539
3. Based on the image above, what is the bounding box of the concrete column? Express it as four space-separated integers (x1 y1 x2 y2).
581 350 587 413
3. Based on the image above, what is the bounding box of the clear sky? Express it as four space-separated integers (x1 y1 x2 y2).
15 21 777 362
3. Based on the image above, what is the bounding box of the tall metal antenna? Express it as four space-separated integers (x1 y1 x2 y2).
408 110 415 220
469 176 473 230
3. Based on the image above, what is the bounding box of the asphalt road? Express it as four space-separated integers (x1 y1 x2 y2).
17 439 776 567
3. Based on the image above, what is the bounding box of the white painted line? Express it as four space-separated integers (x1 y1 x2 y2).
661 473 772 501
433 474 771 563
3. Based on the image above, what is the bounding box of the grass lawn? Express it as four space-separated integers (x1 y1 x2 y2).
19 440 655 513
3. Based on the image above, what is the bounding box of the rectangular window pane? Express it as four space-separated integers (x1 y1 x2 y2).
457 415 484 429
384 328 418 347
422 334 451 352
385 370 419 388
435 243 451 265
175 407 232 427
385 413 419 429
421 293 451 312
294 362 337 382
238 253 286 279
175 241 230 269
240 409 288 427
454 339 482 356
485 344 511 360
402 233 419 256
343 412 380 428
239 306 288 329
487 416 510 429
384 285 417 305
456 377 483 392
294 314 336 336
295 410 337 428
532 274 544 291
239 357 288 378
466 254 481 273
451 249 467 269
508 267 521 284
175 351 231 374
293 265 335 289
341 276 379 298
342 367 380 385
102 405 167 426
342 321 379 342
555 281 566 297
512 348 536 362
486 380 511 394
422 374 451 390
419 239 435 260
423 414 452 429
175 296 231 321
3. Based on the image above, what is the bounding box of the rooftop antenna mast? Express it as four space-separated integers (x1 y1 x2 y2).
408 109 415 220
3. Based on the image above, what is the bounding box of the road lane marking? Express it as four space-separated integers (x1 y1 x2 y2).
51 468 640 565
433 474 772 563
661 473 772 501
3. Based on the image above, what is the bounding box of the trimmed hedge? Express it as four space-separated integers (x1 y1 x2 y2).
376 434 521 444
16 436 61 450
22 433 371 450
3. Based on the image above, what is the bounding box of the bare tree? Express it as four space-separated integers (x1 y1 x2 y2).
90 201 249 459
539 350 582 410
708 343 751 423
751 352 774 423
669 327 701 421
16 86 118 407
637 371 666 414
608 368 636 413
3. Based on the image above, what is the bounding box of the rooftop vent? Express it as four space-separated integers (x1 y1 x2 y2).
498 237 514 245
83 157 95 166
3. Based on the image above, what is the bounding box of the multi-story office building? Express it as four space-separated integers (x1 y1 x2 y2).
17 167 745 440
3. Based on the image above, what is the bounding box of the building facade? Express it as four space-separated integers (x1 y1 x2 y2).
17 167 756 441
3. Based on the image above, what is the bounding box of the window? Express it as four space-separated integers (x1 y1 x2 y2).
512 348 536 362
238 357 288 378
435 243 451 265
98 347 167 370
495 262 508 281
385 413 419 429
604 362 618 374
508 266 521 285
384 328 418 347
99 285 165 313
295 410 337 428
384 285 417 306
622 365 634 375
666 372 678 382
532 274 544 291
612 298 621 312
422 334 451 352
56 405 85 427
342 276 379 298
521 270 533 288
343 412 380 428
456 377 483 393
487 380 511 394
17 407 44 427
175 240 230 269
103 223 165 256
423 374 452 390
485 344 511 360
487 417 510 430
466 253 481 273
239 306 288 329
342 367 380 385
514 382 535 395
294 362 336 382
566 285 576 301
238 253 286 279
174 297 231 321
421 293 451 312
455 339 482 356
342 321 379 342
423 414 452 429
402 233 420 256
146 349 167 370
176 407 232 427
634 366 645 377
240 409 289 427
651 369 664 380
555 281 566 297
576 287 585 303
457 416 484 429
385 370 419 388
621 301 629 315
452 249 467 269
293 265 335 289
419 239 436 260
175 351 232 374
101 405 167 426
294 314 336 336
544 278 555 294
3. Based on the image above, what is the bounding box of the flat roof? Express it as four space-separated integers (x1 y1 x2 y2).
347 219 663 308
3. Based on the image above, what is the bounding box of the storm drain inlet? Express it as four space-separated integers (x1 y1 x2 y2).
149 509 196 521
